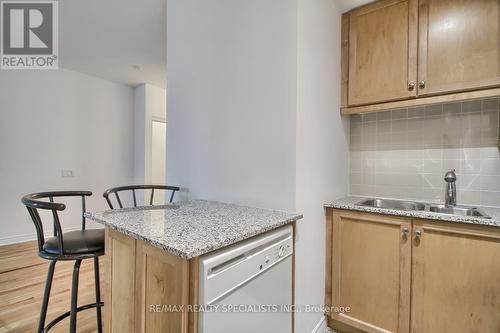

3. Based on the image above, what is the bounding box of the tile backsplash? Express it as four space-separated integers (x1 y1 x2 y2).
349 97 500 207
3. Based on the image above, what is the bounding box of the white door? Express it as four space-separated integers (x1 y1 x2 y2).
151 120 166 203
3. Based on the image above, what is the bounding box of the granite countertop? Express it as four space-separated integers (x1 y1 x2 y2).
85 200 302 259
325 196 500 227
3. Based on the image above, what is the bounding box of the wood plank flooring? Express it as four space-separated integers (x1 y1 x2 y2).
0 241 104 333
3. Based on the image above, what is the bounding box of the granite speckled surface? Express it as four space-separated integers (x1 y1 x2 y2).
325 196 500 227
85 200 302 259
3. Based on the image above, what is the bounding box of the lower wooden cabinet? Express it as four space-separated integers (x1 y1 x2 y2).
326 209 411 333
326 209 500 333
104 228 198 333
411 219 500 333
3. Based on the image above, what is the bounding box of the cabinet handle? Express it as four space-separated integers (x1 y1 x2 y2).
419 80 426 89
415 230 422 241
408 82 415 91
402 227 410 240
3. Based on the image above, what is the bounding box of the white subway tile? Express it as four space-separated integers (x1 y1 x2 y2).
349 172 363 185
424 149 443 160
364 172 376 186
459 175 481 191
424 159 443 174
480 147 500 159
442 148 464 160
423 173 443 189
480 191 500 207
423 188 442 202
480 175 500 191
407 160 424 173
461 159 481 175
349 97 500 206
459 190 482 206
480 159 500 175
442 160 461 175
463 148 482 160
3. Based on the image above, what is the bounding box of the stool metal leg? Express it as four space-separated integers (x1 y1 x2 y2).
94 257 103 333
69 259 82 333
38 260 56 333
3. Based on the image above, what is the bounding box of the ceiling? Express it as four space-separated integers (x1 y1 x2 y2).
57 0 370 88
334 0 374 13
59 0 166 88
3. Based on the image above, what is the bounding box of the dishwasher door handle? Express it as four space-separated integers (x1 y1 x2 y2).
209 254 247 276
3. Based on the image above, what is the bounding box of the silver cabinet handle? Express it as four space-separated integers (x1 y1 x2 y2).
402 227 410 240
408 82 415 91
415 230 422 241
419 80 426 89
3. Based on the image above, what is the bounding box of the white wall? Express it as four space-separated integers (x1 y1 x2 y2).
0 69 135 245
295 0 348 331
166 1 348 332
166 0 298 211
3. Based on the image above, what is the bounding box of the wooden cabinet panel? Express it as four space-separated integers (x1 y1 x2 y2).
328 210 412 333
136 240 190 333
347 0 418 106
411 220 500 333
418 0 500 96
105 228 195 333
105 228 137 333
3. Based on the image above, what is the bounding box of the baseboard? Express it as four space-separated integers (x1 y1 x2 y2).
0 226 89 246
0 232 41 246
312 315 327 333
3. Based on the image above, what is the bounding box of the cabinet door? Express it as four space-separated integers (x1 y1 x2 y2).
411 220 500 333
418 0 500 96
348 0 418 106
328 210 412 333
135 239 190 333
105 228 193 333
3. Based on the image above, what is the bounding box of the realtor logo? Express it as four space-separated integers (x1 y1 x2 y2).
1 0 58 69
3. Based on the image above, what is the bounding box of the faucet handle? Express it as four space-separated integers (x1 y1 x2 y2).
444 169 456 182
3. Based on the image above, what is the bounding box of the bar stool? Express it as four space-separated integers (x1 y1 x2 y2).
103 184 180 209
21 191 103 333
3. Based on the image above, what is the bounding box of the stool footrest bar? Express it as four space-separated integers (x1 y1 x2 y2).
41 302 103 333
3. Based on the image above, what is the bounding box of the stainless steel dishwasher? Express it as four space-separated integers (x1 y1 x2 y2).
198 225 293 333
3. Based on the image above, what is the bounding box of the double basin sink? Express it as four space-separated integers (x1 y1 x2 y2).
356 198 491 219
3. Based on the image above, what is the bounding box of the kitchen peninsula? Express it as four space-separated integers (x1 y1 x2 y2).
85 200 302 333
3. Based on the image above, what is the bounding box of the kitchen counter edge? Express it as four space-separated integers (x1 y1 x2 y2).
324 196 500 227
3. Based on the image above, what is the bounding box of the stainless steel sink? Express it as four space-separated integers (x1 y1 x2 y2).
356 199 426 211
355 198 491 219
428 205 491 218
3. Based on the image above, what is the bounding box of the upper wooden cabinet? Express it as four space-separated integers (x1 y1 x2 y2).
347 0 418 106
342 0 500 113
418 0 500 96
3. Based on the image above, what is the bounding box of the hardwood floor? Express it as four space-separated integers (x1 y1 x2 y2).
0 241 104 333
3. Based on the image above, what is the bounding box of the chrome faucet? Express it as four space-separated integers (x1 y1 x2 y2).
444 169 457 207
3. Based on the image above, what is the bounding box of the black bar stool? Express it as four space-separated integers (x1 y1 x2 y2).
21 191 104 333
103 184 180 209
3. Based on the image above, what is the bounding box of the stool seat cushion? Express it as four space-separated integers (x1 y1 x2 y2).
43 229 105 255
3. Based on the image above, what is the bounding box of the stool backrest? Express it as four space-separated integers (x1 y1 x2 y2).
103 185 180 210
21 191 92 254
